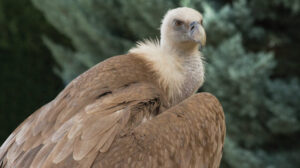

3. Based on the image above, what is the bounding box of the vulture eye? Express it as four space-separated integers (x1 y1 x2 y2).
200 19 203 25
174 19 184 26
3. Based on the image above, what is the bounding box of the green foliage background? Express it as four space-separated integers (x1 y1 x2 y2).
0 0 64 143
1 0 300 167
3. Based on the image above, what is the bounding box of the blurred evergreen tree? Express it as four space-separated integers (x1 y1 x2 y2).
31 0 300 167
32 0 178 83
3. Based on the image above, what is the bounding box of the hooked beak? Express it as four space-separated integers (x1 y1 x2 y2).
189 21 206 49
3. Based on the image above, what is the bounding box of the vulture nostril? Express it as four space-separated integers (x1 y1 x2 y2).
190 21 197 31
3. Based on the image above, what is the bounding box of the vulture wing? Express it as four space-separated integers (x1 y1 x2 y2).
92 93 225 168
0 55 164 168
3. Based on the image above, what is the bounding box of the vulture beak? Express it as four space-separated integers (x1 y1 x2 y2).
189 21 206 49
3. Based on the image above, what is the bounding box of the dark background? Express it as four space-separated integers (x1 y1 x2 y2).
0 0 63 142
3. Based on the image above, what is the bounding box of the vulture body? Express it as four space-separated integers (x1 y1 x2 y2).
0 7 225 168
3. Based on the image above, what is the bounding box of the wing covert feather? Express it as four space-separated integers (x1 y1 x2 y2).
0 55 162 168
91 93 225 168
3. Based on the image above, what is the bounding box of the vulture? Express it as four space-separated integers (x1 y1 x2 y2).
0 7 225 168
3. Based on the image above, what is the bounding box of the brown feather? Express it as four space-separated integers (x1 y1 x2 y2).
0 133 15 159
99 124 119 153
53 137 75 164
14 145 42 168
73 134 101 161
80 111 122 140
30 143 55 168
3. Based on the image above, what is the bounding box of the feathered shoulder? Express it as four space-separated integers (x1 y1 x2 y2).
129 39 185 101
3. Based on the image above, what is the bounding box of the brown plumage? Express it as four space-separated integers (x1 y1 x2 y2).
0 7 225 168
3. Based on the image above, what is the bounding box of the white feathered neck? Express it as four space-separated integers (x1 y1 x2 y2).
129 39 202 104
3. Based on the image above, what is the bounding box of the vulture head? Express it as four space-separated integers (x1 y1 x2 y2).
160 7 206 52
131 7 206 105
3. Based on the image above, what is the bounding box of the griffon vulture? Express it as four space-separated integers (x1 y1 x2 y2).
0 7 225 168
